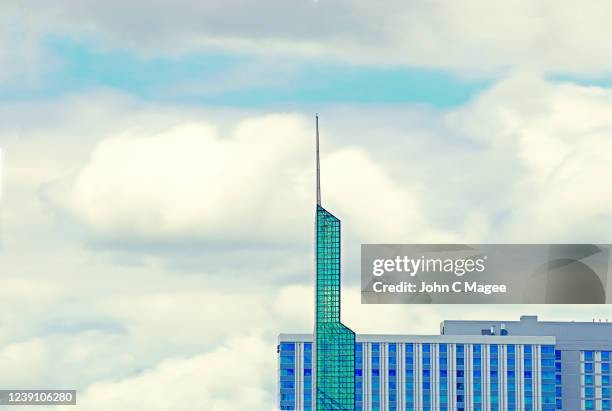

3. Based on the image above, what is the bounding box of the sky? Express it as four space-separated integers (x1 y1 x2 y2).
1 1 612 410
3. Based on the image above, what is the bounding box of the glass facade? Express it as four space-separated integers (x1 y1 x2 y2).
405 343 414 410
555 349 563 410
388 343 397 411
456 344 464 411
371 343 380 410
305 343 313 410
355 343 363 410
315 206 355 410
422 343 431 411
490 344 499 411
473 344 482 411
279 342 296 410
525 344 533 411
581 350 611 411
439 343 448 411
507 344 516 411
280 340 575 410
541 345 556 411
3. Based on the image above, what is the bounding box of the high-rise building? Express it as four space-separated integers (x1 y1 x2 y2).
280 317 612 411
313 115 356 410
315 203 356 410
276 118 612 411
442 315 612 411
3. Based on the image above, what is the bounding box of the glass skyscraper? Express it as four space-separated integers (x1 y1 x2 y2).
315 205 356 410
277 117 612 410
312 115 355 410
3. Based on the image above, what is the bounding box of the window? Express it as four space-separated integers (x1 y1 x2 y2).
473 343 482 406
279 343 296 410
387 343 398 410
421 344 432 410
507 345 517 410
405 343 414 409
490 345 499 409
439 344 449 411
523 344 533 409
371 343 380 410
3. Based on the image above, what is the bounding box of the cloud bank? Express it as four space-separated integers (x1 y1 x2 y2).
6 0 612 77
49 75 611 251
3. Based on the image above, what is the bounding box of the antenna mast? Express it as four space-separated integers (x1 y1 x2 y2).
316 114 321 206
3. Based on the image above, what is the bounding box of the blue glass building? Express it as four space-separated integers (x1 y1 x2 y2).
282 115 355 411
442 315 612 411
277 117 612 410
279 322 612 411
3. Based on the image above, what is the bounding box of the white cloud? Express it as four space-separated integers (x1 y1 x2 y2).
1 76 611 410
47 75 612 248
53 335 273 411
6 0 612 76
0 331 140 390
101 290 271 350
271 284 313 332
0 339 48 386
324 147 453 243
50 112 443 247
447 74 612 241
0 278 67 346
51 114 312 244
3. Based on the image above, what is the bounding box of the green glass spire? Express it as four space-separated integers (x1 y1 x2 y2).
314 116 355 410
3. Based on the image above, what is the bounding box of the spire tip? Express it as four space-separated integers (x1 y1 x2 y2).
316 114 321 206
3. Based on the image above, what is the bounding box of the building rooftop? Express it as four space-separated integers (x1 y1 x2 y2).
279 316 612 348
441 315 612 350
278 333 555 345
441 314 612 327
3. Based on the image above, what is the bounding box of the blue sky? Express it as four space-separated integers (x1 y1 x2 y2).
7 34 609 111
4 37 497 108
